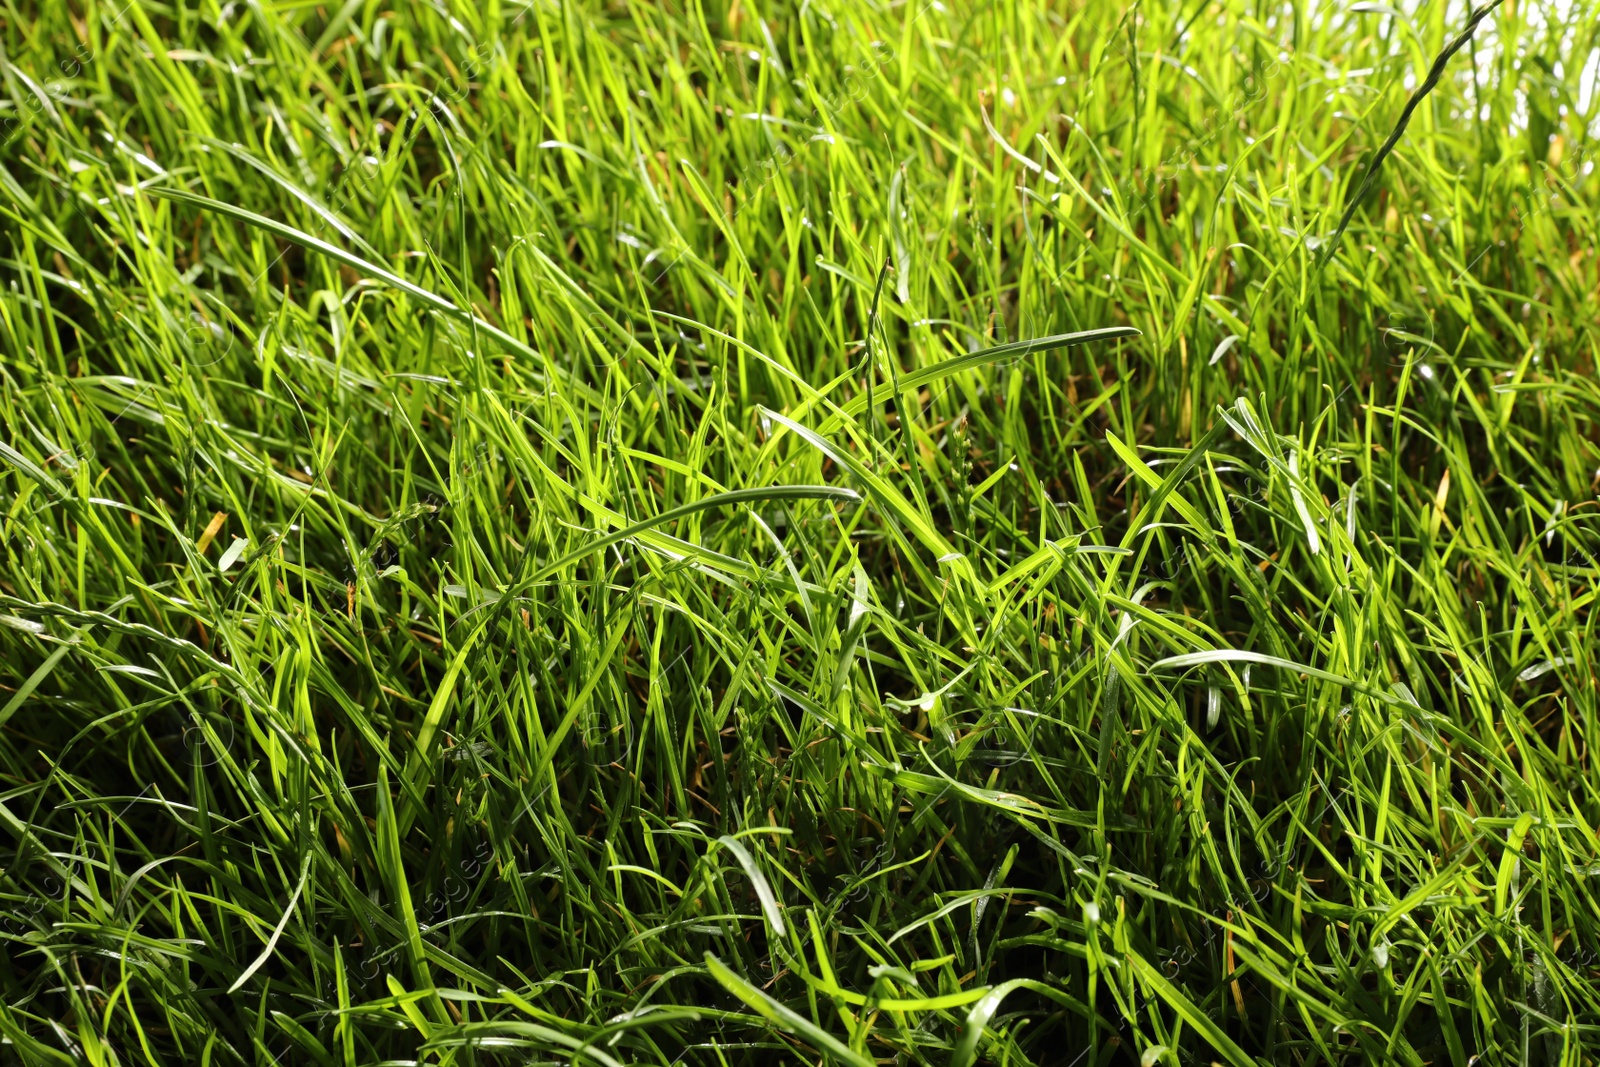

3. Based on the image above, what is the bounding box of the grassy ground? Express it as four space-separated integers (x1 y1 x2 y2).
1 0 1598 1063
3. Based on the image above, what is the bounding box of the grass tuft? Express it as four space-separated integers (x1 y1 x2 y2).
1 0 1598 1064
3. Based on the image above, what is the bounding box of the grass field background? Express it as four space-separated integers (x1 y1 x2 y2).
2 0 1599 1063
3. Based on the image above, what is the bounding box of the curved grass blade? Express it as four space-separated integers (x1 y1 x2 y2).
452 486 862 802
715 836 787 937
1125 952 1259 1067
703 953 872 1067
820 327 1141 432
525 485 860 587
760 408 957 563
950 978 1096 1067
144 187 561 377
1151 649 1407 706
227 853 312 993
199 137 381 258
1314 0 1506 273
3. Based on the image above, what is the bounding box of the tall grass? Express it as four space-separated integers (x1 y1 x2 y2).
1 0 1598 1063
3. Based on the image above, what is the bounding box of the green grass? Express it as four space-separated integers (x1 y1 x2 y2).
1 0 1598 1063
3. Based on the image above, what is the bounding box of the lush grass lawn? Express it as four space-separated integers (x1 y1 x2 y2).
2 0 1599 1063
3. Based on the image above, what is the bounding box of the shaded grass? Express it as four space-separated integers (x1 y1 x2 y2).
0 0 1598 1064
